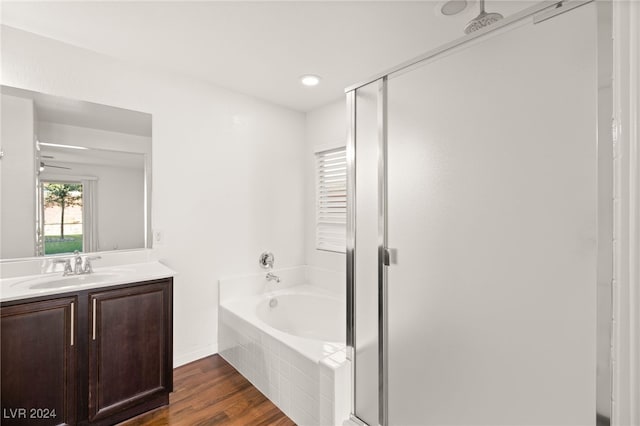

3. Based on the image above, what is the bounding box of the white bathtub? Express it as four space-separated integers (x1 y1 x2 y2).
257 289 346 343
218 266 350 426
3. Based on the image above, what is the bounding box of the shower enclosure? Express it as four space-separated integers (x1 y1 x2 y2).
346 1 613 425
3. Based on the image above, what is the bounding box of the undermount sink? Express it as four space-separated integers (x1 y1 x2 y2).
26 272 121 290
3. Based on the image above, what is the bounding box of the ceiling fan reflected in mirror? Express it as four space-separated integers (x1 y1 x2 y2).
39 161 72 172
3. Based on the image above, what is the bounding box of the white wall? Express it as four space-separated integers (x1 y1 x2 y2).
0 93 35 258
304 99 347 275
1 25 306 366
93 165 144 251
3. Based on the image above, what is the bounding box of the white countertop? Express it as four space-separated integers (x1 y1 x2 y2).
0 261 175 303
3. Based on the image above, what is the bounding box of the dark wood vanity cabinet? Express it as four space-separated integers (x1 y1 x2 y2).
1 278 173 426
1 297 77 426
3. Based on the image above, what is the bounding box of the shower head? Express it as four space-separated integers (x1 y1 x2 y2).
464 0 503 34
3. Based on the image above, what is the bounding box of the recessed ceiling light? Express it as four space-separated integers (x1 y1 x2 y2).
300 75 321 87
440 0 468 16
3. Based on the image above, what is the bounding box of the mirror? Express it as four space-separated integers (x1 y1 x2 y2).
0 86 152 259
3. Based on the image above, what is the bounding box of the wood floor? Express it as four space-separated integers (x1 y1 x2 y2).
120 354 296 426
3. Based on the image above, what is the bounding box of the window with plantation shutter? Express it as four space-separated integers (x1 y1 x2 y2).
316 147 347 253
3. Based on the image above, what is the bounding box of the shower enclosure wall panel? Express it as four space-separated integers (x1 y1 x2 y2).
385 5 597 425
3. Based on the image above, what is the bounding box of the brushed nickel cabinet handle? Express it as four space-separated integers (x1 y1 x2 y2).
70 302 75 346
92 298 97 340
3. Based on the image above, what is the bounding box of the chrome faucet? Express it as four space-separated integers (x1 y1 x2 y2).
53 258 74 276
73 251 83 274
266 272 280 283
53 251 101 275
82 255 101 274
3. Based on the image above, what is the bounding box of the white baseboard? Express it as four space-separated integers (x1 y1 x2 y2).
173 344 217 368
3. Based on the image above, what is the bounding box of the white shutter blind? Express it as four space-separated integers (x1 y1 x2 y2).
316 147 347 253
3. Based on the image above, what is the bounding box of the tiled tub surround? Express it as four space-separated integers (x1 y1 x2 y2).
218 266 349 426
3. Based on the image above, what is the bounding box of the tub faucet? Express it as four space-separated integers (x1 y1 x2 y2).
266 272 280 283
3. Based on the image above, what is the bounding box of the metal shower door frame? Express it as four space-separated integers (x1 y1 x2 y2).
345 1 613 425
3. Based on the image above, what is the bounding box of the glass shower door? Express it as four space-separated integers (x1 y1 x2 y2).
386 3 598 425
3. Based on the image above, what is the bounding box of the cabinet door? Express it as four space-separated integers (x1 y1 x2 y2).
1 297 77 426
88 281 172 422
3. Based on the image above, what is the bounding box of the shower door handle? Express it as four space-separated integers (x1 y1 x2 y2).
383 248 397 266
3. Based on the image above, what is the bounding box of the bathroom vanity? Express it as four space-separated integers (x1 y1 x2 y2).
1 262 174 426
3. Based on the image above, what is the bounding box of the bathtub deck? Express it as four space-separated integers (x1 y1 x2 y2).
119 354 296 426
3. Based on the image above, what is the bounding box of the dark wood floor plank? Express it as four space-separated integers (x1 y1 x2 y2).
119 355 296 426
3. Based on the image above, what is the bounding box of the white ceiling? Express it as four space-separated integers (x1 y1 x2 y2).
1 1 537 112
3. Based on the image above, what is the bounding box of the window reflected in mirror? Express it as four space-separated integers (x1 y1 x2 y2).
42 181 84 255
